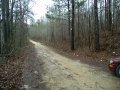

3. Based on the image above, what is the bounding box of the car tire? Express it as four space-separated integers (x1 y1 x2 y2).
116 65 120 77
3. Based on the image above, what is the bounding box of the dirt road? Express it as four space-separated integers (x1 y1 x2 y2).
22 40 120 90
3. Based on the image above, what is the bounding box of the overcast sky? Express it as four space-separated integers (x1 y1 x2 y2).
29 0 53 21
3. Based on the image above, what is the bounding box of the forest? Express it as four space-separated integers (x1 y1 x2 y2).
0 1 32 88
0 0 32 60
0 0 120 90
30 0 120 56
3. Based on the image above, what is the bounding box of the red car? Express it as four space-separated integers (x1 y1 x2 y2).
108 57 120 77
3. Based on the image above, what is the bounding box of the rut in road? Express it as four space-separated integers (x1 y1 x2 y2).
22 40 120 90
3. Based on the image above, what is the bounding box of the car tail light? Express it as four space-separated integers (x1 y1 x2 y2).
109 64 114 68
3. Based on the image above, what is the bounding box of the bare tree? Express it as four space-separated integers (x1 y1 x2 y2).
94 0 100 51
71 0 75 50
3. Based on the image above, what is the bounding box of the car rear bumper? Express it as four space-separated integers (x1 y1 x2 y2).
108 64 116 72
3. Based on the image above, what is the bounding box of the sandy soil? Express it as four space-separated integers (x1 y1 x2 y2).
23 40 120 90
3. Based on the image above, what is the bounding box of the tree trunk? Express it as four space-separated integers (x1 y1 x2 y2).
71 0 75 50
77 5 80 45
67 0 70 41
94 0 100 51
1 0 7 43
105 0 108 30
108 0 112 31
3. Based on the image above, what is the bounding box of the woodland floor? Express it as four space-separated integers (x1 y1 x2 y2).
0 40 120 90
0 43 48 90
